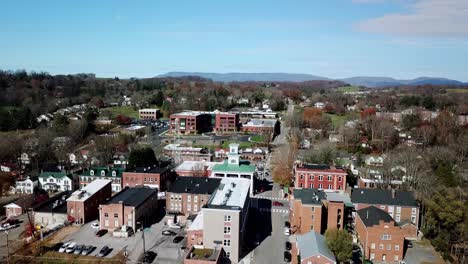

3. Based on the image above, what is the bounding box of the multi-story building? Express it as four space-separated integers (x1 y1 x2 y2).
351 188 419 240
175 160 221 177
294 164 347 192
164 144 213 162
39 171 78 192
202 178 251 263
241 118 280 135
291 188 326 234
139 108 160 120
66 179 112 224
99 186 158 231
78 167 125 193
122 166 171 190
166 177 221 218
213 111 239 133
291 231 337 264
15 176 39 194
170 111 213 134
355 206 405 263
211 143 256 196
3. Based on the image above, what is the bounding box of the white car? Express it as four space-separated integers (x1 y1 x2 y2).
91 223 100 230
59 242 70 253
168 223 182 229
284 227 290 236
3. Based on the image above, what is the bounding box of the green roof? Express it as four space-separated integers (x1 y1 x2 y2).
80 167 125 178
39 171 72 179
212 160 256 173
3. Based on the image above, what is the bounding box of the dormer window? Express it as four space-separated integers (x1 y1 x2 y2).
112 171 116 177
101 171 105 176
90 170 94 176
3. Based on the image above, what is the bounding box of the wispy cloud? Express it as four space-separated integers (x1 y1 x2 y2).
355 0 468 37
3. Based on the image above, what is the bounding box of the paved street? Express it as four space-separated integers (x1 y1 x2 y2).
0 214 29 261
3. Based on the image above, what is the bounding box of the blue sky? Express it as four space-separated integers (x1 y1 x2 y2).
1 0 467 81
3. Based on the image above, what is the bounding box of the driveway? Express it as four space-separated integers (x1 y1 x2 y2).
404 241 445 264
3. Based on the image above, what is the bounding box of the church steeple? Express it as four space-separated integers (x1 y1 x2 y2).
227 143 240 166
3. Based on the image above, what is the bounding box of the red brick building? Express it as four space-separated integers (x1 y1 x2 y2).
290 188 326 234
170 112 213 135
352 188 419 240
355 206 405 263
295 164 347 192
122 166 171 190
213 112 239 133
66 179 112 224
99 186 158 231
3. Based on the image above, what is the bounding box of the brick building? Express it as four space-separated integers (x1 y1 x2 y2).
122 166 171 190
170 112 213 134
291 231 337 264
351 188 419 240
355 206 405 263
139 108 160 120
213 111 239 133
99 186 158 231
241 118 280 135
166 177 221 218
66 179 112 224
294 164 347 192
291 188 326 234
164 144 213 162
79 167 125 193
175 161 221 177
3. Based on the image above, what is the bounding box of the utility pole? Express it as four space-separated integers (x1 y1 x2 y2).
5 230 10 264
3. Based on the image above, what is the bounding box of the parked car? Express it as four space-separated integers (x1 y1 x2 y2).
285 241 292 250
141 251 157 263
96 229 108 237
284 251 292 262
65 242 77 253
407 241 413 248
284 221 290 228
73 245 84 255
272 201 284 206
284 227 290 236
162 230 176 236
98 246 109 257
168 223 182 229
58 242 70 253
82 245 94 255
173 236 184 243
91 223 100 230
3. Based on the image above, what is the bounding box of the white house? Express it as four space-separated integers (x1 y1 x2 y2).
15 176 39 194
39 172 76 192
314 102 326 109
364 155 385 167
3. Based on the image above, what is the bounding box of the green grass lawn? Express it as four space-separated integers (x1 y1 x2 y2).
337 86 361 93
250 134 266 142
100 106 139 118
221 141 253 149
326 113 356 127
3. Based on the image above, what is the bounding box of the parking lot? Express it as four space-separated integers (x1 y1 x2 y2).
404 240 445 264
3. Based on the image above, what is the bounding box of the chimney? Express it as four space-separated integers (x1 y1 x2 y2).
391 189 396 199
366 210 369 219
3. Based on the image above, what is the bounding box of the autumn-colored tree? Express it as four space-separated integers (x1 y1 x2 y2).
115 114 132 125
433 110 459 145
360 108 376 119
303 107 323 128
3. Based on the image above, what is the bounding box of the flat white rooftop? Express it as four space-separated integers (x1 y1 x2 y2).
67 179 111 202
139 108 159 112
207 178 250 209
176 160 222 171
188 211 204 231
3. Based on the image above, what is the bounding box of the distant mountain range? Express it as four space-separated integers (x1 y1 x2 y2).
158 72 466 87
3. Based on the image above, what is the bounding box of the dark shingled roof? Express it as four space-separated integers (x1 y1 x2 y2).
126 166 169 174
351 188 417 207
34 192 71 214
357 206 396 227
168 177 221 194
299 164 330 170
106 187 157 208
293 188 325 205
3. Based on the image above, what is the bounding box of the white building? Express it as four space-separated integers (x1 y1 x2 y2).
15 176 39 194
314 102 326 109
39 171 76 192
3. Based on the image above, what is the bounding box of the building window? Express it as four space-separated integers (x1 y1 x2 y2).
327 184 332 189
396 207 401 213
112 171 116 177
144 178 147 182
318 184 323 189
114 213 118 218
225 251 231 258
311 207 315 212
370 253 375 260
395 245 399 251
300 183 303 188
149 178 153 182
224 215 231 222
411 215 416 223
319 175 323 181
310 184 314 188
381 234 391 240
394 255 399 261
224 227 231 234
338 176 342 182
371 243 375 249
188 195 191 202
311 215 315 220
223 240 231 247
101 171 105 176
309 175 313 180
90 170 94 176
104 213 108 218
300 174 303 179
387 244 392 250
396 214 401 222
327 176 332 181
194 195 198 202
412 208 417 214
379 244 384 250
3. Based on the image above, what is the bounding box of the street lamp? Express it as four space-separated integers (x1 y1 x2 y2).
4 230 9 264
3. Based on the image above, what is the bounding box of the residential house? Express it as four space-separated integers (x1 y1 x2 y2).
314 102 326 109
291 231 337 264
166 177 221 220
211 143 256 196
352 188 419 240
79 167 125 192
364 155 385 167
122 166 171 190
355 206 405 263
4 203 22 218
38 171 77 192
15 176 39 194
66 179 112 224
294 164 347 192
99 186 158 232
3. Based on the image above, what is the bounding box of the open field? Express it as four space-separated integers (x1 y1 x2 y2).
446 88 468 93
100 106 139 119
250 134 267 142
336 86 361 92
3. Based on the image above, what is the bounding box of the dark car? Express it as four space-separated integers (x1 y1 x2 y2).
284 251 292 262
285 241 292 251
173 236 184 243
408 241 413 248
162 230 176 236
95 229 108 237
284 221 291 228
141 251 157 263
73 245 84 255
97 246 109 257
